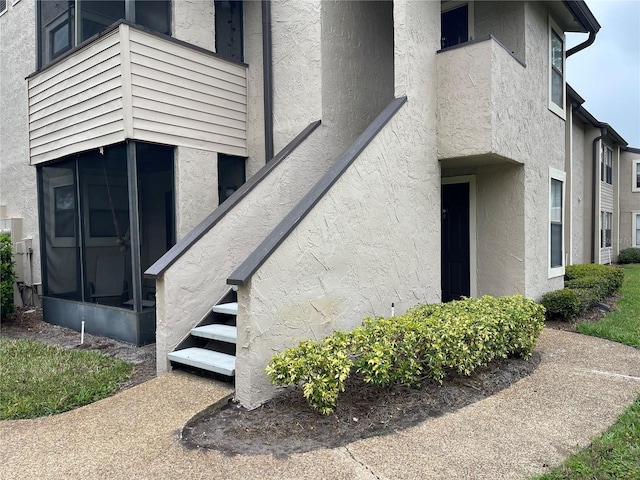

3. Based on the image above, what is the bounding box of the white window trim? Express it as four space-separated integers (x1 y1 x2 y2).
633 211 640 248
441 1 475 43
548 16 566 119
442 175 477 298
602 145 613 185
633 159 640 192
549 168 566 278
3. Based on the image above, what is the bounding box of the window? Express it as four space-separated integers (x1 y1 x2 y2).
633 212 640 248
602 146 613 185
548 17 565 118
441 1 474 49
0 0 7 16
54 185 75 238
601 211 612 248
549 168 566 277
633 160 640 192
215 0 244 62
37 0 171 69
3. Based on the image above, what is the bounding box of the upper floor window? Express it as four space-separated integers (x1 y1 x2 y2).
215 0 244 62
601 146 613 185
441 1 474 49
633 159 640 192
548 16 565 118
37 0 170 69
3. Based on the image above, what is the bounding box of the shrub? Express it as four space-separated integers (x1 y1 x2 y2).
266 295 545 414
0 233 16 319
618 248 640 264
565 263 623 296
564 275 606 299
541 288 584 319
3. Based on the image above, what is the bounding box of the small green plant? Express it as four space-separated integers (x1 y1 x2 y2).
267 295 545 414
0 233 16 319
618 247 640 264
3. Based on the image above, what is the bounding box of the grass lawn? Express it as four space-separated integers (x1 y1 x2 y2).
533 264 640 480
0 337 133 419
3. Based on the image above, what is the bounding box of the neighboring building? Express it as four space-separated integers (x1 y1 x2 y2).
0 0 637 409
620 147 640 251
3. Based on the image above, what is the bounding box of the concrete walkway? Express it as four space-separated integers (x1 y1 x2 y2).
2 328 639 480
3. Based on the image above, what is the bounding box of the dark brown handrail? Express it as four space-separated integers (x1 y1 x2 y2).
145 120 321 278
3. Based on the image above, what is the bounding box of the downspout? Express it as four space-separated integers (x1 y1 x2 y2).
567 30 596 58
262 0 274 161
591 128 606 263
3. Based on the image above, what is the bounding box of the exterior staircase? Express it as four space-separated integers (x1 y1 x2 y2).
167 289 237 378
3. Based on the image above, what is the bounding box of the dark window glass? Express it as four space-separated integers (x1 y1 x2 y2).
218 154 246 204
54 185 76 237
550 29 564 108
136 0 171 35
78 0 125 43
39 0 74 66
636 163 640 189
215 0 244 62
550 178 563 268
441 4 468 49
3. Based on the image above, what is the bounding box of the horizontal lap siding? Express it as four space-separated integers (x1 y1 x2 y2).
601 183 614 211
129 30 247 157
28 32 126 165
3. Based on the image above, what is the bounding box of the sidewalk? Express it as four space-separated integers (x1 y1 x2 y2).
1 328 639 479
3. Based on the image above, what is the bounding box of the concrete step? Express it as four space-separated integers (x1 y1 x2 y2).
191 324 237 343
212 302 238 316
168 348 235 376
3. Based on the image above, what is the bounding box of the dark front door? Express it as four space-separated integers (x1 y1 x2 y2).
442 182 470 302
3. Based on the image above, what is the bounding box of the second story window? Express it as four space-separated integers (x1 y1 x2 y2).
633 159 640 192
37 0 170 69
548 16 565 118
601 146 613 185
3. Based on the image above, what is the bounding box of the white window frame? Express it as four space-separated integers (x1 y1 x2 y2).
441 1 475 46
602 145 613 185
0 0 8 16
633 212 640 248
548 16 566 119
601 211 612 248
632 159 640 192
549 168 566 278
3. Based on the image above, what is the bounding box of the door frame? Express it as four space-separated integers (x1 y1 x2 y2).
441 175 477 298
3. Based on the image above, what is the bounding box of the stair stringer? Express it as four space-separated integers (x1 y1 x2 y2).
152 122 350 374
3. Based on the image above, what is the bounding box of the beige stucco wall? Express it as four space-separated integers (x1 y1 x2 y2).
475 1 526 60
271 0 322 153
570 112 587 264
172 0 214 49
174 147 218 240
235 0 441 409
0 0 41 293
521 2 567 299
619 150 640 250
321 0 394 150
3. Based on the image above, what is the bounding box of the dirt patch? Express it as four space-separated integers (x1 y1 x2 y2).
0 307 156 391
183 353 541 456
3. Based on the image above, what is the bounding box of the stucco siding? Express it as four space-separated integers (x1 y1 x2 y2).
172 0 215 49
570 115 587 263
235 104 441 409
271 0 322 153
321 0 394 151
0 0 41 288
522 2 566 298
475 1 526 60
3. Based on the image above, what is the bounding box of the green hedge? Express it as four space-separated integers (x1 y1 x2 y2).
266 295 545 414
541 264 624 320
1 233 16 319
618 248 640 264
